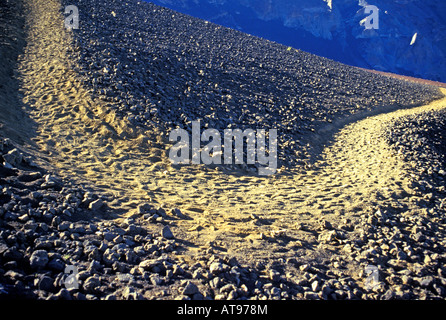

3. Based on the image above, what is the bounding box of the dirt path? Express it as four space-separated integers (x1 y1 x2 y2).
4 0 446 266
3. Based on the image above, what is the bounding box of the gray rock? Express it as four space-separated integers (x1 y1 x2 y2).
47 258 65 272
54 288 72 300
125 224 142 235
311 280 320 292
137 203 152 214
89 199 104 211
139 259 163 272
420 276 434 288
113 235 123 244
34 239 53 250
220 284 236 293
29 250 49 269
102 248 119 266
112 261 126 273
209 262 227 275
270 287 280 297
396 250 407 261
172 264 185 276
182 281 199 295
37 275 56 292
125 250 138 264
162 225 174 239
157 207 167 217
58 221 70 231
303 291 319 299
172 208 186 219
208 277 221 289
83 276 101 293
88 260 103 272
3 247 23 262
103 231 118 242
3 149 23 166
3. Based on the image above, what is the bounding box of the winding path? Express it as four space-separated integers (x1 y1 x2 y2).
6 0 446 265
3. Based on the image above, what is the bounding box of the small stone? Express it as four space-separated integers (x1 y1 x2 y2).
125 224 140 235
29 250 49 269
112 261 126 273
18 214 30 223
58 221 70 231
125 250 138 264
37 275 55 292
105 294 117 300
209 262 227 274
113 235 123 244
433 284 445 296
89 199 104 211
102 248 119 266
396 250 407 261
83 276 101 293
420 276 434 288
3 247 23 262
192 292 205 300
157 207 167 217
139 259 160 271
103 232 117 242
47 258 65 272
402 275 412 285
137 203 152 214
3 149 23 166
162 225 174 239
172 208 186 219
311 280 320 292
303 291 319 299
299 264 310 272
55 288 72 300
31 191 43 200
270 287 280 297
220 284 236 293
173 264 184 276
182 281 199 295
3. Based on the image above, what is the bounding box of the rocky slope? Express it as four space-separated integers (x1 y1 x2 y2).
149 0 446 83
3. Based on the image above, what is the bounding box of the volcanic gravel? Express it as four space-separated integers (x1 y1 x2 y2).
2 134 446 300
384 109 446 202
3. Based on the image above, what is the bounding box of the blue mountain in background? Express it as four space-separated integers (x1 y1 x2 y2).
146 0 446 82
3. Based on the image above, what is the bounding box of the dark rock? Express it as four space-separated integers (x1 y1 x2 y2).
83 276 101 293
3 247 23 262
182 281 199 295
47 258 65 272
89 199 104 211
37 275 56 292
162 225 174 239
29 250 49 270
